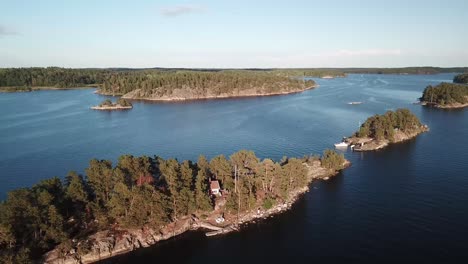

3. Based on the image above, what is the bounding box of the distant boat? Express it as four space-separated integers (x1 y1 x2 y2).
334 142 349 148
348 102 363 105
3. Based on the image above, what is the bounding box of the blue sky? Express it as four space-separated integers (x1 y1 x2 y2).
0 0 467 68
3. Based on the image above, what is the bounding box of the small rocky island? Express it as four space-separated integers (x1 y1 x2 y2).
344 109 428 151
91 98 133 110
420 82 468 109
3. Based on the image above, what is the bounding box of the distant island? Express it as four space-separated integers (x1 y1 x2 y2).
0 149 349 263
420 82 468 109
91 98 133 110
98 70 318 101
344 109 428 151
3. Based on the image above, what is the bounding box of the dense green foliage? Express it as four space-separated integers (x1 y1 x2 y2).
117 98 132 107
356 109 423 141
98 98 132 107
0 149 344 262
421 82 468 105
321 150 346 170
99 99 113 107
2 67 467 95
0 67 108 89
453 73 468 84
99 70 316 97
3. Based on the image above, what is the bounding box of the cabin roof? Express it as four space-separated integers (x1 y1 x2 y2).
210 180 220 190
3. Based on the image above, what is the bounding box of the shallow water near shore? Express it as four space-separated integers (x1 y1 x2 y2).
1 73 468 262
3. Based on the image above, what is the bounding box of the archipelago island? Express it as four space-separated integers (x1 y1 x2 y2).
419 74 468 109
342 109 428 151
91 98 133 110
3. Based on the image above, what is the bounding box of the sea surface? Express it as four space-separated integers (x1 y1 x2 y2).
1 74 467 262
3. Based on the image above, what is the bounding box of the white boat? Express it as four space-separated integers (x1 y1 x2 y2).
334 142 349 148
348 102 363 105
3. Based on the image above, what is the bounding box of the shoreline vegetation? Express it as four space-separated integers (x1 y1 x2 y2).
91 99 133 111
0 149 349 263
453 73 468 84
1 67 467 95
96 70 318 101
420 82 468 109
0 86 97 93
344 109 428 151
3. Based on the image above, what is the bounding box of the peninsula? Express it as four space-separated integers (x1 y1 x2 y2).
0 150 349 263
420 82 468 109
344 109 428 151
91 98 133 110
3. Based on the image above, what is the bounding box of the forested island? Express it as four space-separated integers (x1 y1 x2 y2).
420 82 468 109
0 150 349 263
453 73 468 84
345 109 428 151
99 70 317 101
91 98 133 110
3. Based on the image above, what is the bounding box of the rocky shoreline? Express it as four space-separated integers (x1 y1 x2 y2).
43 159 349 264
96 85 317 102
420 101 468 109
90 105 132 110
346 125 429 152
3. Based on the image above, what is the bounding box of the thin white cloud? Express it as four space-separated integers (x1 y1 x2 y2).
0 25 17 36
160 4 204 17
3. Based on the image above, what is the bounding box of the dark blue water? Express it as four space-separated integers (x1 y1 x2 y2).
1 74 467 262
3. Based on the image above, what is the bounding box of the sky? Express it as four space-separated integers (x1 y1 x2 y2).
0 0 467 68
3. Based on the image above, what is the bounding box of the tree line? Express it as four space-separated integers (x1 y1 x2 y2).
3 67 468 95
0 68 109 90
421 82 468 105
0 68 321 94
0 149 345 263
356 109 423 141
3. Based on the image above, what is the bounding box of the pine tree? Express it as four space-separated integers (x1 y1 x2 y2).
179 160 196 215
85 159 114 206
159 158 181 220
65 171 88 204
193 155 213 212
209 155 234 191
